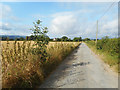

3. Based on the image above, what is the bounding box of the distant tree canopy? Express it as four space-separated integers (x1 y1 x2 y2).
15 37 25 41
61 36 68 41
83 38 91 41
52 36 82 42
49 38 53 41
1 37 7 41
1 34 96 42
1 36 25 41
55 38 61 41
26 35 50 41
68 38 72 41
73 37 82 42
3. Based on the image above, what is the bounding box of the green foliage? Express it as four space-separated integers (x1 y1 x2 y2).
49 38 53 41
86 36 119 57
96 36 119 56
68 38 72 41
83 38 90 41
86 36 119 72
61 36 68 41
30 20 49 62
42 36 83 42
73 37 82 42
56 38 61 41
1 36 7 40
15 37 25 41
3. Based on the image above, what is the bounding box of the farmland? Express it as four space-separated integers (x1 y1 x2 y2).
1 41 80 88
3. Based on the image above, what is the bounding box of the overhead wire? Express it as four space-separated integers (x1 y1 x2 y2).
98 1 117 21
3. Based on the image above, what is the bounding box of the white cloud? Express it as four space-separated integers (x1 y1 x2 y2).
0 3 31 36
98 19 118 38
0 22 32 35
49 13 81 38
0 22 13 30
0 2 118 38
0 3 20 22
0 3 12 19
49 9 118 39
49 10 97 38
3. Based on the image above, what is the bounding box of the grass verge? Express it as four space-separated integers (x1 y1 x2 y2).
85 40 119 73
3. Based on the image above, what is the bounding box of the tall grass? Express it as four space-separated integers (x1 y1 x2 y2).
85 37 119 72
1 41 80 88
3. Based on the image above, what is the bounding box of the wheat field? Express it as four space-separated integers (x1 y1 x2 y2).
1 41 80 88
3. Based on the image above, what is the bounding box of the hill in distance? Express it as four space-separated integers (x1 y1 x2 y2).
0 35 26 39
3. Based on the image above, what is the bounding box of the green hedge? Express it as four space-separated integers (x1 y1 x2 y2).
85 37 120 71
96 37 119 56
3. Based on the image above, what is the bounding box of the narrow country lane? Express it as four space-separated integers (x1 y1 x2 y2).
39 43 118 88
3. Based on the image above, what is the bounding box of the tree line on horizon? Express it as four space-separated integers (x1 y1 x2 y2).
1 35 92 42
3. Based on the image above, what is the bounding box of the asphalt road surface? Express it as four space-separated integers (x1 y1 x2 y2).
40 43 118 88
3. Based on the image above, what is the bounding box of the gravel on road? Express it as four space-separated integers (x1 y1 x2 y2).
39 43 118 88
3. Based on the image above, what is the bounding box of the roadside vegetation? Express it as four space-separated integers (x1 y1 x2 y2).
1 20 80 88
85 36 120 73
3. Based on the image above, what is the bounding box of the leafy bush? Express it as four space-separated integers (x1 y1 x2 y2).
30 20 49 62
96 36 109 50
96 36 119 56
86 36 119 72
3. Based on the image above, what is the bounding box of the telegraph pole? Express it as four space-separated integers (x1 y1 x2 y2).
95 2 115 44
96 20 98 44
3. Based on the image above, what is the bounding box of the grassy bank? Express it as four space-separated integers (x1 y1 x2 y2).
85 37 119 73
1 41 80 88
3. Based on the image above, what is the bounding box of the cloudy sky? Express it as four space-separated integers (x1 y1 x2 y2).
0 2 118 39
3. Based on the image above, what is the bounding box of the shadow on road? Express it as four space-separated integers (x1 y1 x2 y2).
40 43 87 88
72 62 90 67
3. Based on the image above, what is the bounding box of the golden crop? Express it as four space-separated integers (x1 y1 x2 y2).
1 41 80 88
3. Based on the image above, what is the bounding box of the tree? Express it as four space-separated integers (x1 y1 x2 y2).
83 38 90 41
19 37 24 41
73 37 82 42
30 35 34 40
56 38 61 41
61 36 68 41
26 36 30 40
79 37 82 41
2 37 7 41
68 38 72 41
30 19 49 62
49 38 53 41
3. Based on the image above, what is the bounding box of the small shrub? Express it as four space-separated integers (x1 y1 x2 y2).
30 20 49 62
85 36 119 72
